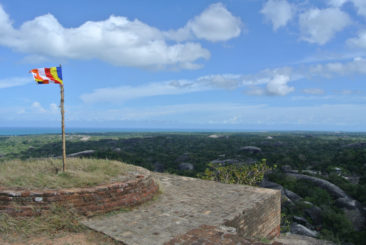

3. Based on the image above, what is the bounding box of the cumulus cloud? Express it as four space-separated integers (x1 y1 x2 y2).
0 77 31 89
266 74 294 95
81 56 366 103
260 0 295 30
0 3 242 69
299 8 351 45
165 3 242 42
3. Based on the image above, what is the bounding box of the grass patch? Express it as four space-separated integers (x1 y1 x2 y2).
0 205 83 241
0 158 134 189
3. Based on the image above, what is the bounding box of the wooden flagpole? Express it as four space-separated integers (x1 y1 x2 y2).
60 64 66 172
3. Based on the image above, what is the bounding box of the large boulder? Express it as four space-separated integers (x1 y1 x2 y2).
240 146 262 153
285 189 302 202
293 216 312 229
335 197 357 209
284 173 348 199
259 179 289 204
304 206 322 226
67 150 95 157
290 223 318 238
210 159 240 166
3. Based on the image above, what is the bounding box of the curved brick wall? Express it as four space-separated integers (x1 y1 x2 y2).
0 173 159 217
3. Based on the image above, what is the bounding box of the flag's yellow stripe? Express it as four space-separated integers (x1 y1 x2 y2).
50 67 63 84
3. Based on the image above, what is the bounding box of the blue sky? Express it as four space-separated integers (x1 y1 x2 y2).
0 0 366 131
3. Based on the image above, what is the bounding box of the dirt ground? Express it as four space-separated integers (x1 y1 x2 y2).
0 230 122 245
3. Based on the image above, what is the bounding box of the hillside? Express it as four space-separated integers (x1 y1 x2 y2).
0 132 365 244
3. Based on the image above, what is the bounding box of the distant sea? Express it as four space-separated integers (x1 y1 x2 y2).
0 127 361 136
0 127 240 136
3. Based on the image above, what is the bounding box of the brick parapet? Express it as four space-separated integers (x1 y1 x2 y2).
0 174 159 217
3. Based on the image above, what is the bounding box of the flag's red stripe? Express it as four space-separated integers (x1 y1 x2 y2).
44 68 56 83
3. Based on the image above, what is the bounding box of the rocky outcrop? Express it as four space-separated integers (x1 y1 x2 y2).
240 146 262 153
285 173 365 231
293 216 312 228
67 150 95 157
290 223 318 238
284 173 349 199
284 189 302 202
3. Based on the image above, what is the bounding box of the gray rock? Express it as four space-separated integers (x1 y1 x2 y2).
67 150 95 157
260 180 287 203
285 173 348 199
285 189 302 202
305 206 322 225
113 147 121 152
293 216 311 228
290 223 318 238
335 197 357 209
240 146 262 153
210 159 240 166
178 162 194 171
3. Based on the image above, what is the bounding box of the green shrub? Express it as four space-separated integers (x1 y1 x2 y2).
199 159 271 186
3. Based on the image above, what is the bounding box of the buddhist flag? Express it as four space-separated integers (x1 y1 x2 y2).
30 66 63 85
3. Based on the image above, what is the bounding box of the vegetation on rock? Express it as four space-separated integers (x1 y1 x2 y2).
199 159 271 185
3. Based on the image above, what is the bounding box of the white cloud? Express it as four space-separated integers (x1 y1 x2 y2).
308 57 366 76
81 56 366 103
260 0 295 30
165 3 242 42
31 101 46 113
299 8 351 45
186 3 242 42
266 74 294 95
196 74 241 89
0 4 248 69
303 88 325 95
328 0 366 17
80 80 209 103
352 0 366 17
328 0 348 7
347 30 366 49
0 77 31 89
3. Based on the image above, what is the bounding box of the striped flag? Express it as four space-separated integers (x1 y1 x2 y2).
30 66 63 85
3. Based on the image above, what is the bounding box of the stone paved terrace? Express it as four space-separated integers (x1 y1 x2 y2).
82 173 281 245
